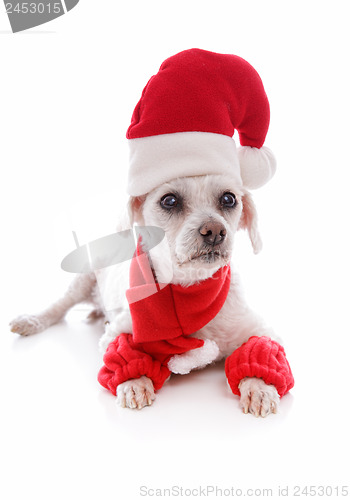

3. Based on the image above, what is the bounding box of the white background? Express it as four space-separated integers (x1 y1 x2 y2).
1 1 349 499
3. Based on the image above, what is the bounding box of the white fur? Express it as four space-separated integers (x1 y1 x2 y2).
10 174 280 417
9 273 97 335
98 309 132 353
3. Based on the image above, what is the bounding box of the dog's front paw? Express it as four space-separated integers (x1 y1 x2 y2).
10 314 44 336
116 376 155 410
239 377 279 417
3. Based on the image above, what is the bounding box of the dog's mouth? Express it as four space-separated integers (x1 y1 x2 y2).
185 248 228 265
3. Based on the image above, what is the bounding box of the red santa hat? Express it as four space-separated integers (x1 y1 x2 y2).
126 48 276 196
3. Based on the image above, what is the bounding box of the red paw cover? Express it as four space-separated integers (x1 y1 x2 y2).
225 336 294 398
98 333 171 396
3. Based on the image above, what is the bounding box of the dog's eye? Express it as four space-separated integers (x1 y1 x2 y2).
160 193 178 209
220 192 236 208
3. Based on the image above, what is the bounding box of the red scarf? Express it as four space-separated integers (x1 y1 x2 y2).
126 242 231 357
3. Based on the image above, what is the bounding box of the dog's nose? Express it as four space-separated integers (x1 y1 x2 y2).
199 221 227 245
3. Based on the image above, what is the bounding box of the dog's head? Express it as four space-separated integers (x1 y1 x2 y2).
128 174 262 284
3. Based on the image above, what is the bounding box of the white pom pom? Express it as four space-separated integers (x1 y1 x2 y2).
238 146 276 189
167 339 220 374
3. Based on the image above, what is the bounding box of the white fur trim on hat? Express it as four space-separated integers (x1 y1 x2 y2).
127 131 242 196
238 146 277 189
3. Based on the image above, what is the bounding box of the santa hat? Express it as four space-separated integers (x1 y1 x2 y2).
126 48 276 196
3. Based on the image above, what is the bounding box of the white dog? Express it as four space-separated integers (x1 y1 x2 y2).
11 48 294 417
10 173 280 417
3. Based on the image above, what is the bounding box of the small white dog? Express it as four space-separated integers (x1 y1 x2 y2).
10 48 294 417
10 174 280 417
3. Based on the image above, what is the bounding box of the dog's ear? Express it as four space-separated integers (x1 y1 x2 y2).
127 196 146 225
239 191 263 254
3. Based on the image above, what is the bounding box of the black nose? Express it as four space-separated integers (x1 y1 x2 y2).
199 221 227 245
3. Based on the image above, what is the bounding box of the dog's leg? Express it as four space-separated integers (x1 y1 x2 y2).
98 309 133 353
239 377 280 417
10 273 97 336
116 376 155 410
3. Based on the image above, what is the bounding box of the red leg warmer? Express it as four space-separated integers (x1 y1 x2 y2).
225 336 294 398
98 333 171 396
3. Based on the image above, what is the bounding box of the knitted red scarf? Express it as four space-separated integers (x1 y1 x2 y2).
126 242 231 355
